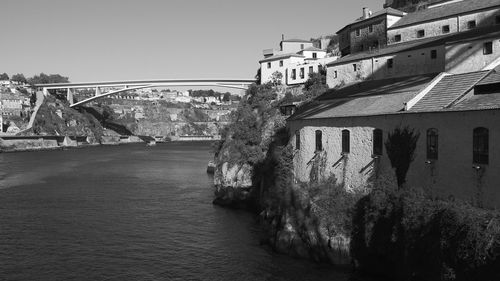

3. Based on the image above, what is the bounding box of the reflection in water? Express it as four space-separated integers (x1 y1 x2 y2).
0 143 355 281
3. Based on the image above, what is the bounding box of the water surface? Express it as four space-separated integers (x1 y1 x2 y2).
0 143 355 280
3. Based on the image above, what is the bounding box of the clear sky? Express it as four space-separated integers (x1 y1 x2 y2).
1 0 385 83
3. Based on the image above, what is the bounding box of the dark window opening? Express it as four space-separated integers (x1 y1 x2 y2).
342 129 350 154
300 44 304 50
431 49 437 59
295 131 300 150
315 130 323 151
442 25 450 34
279 60 283 67
291 69 296 80
353 64 357 71
496 15 500 24
312 52 317 59
417 29 425 38
356 29 360 36
267 62 271 69
373 129 383 156
309 66 313 74
427 128 438 160
369 25 373 33
299 68 304 79
484 41 493 55
387 58 394 69
394 34 402 42
467 20 476 29
473 127 488 164
334 70 338 78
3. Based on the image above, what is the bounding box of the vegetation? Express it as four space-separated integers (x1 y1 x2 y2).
352 187 500 281
11 73 27 84
0 72 9 80
385 126 420 188
27 73 69 85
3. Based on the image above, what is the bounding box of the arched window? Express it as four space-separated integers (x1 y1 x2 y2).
342 129 350 154
426 128 438 160
473 127 489 164
373 129 383 156
295 130 300 150
315 130 323 151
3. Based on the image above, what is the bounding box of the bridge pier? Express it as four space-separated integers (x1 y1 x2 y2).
67 88 74 105
95 87 101 96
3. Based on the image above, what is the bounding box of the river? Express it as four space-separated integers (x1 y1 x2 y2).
0 143 357 281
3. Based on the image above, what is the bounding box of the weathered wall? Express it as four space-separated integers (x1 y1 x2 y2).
289 109 500 209
445 35 500 73
326 45 445 88
388 7 500 44
281 41 314 53
349 17 388 53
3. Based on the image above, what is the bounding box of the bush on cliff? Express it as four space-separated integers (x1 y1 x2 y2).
352 188 500 281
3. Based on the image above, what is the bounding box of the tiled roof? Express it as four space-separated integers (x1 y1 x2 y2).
259 53 304 63
409 71 490 112
389 0 500 29
451 93 500 111
300 47 325 52
327 26 500 66
476 71 500 86
282 39 311 43
289 74 436 120
337 8 406 33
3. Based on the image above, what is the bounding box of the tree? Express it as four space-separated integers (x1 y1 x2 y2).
27 73 69 85
303 67 328 100
11 73 27 84
385 126 420 188
255 68 261 85
0 73 9 80
270 71 283 86
222 92 231 102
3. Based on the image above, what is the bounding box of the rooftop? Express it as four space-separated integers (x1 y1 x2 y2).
281 39 312 43
389 0 500 29
409 71 490 112
289 74 436 120
299 46 325 52
259 53 305 63
337 7 406 33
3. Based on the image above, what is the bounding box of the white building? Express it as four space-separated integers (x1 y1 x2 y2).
260 39 338 85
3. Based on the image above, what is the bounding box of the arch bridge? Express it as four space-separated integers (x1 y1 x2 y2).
34 78 255 107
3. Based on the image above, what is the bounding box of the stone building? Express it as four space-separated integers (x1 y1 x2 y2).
288 66 500 209
337 7 406 56
326 27 500 88
387 0 500 45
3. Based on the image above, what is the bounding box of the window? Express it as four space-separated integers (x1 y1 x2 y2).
426 129 438 160
279 60 283 67
299 68 304 79
417 29 425 38
291 69 296 80
312 52 317 59
473 127 489 164
300 44 304 50
369 25 373 33
373 129 383 156
442 25 450 34
387 58 394 69
394 34 402 42
315 130 323 151
356 29 360 36
483 41 493 55
342 130 350 154
431 49 437 59
295 130 300 150
467 20 476 29
309 66 313 74
353 64 357 71
333 70 338 78
496 15 500 24
267 62 271 69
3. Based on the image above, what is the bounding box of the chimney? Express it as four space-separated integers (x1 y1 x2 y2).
362 7 370 19
282 34 285 41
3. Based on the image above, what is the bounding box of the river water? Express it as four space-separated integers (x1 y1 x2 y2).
0 143 356 281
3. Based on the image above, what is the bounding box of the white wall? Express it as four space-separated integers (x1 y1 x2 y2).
289 109 500 209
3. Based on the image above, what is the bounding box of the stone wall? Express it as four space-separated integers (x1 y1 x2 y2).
289 109 500 209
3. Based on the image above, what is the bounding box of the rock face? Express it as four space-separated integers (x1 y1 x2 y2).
213 162 256 209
